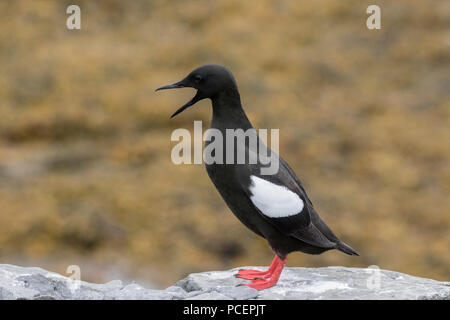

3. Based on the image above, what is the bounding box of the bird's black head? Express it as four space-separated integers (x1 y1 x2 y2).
156 64 238 118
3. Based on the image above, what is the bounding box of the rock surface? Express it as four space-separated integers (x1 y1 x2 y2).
0 264 448 300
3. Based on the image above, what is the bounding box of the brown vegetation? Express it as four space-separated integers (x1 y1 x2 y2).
0 0 448 286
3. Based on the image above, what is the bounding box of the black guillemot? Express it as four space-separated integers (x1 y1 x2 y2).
156 64 359 290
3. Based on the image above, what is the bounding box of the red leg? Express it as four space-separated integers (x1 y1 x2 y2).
241 257 286 290
235 255 280 280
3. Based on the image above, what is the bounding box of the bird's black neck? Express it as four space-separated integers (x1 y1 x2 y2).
211 88 253 131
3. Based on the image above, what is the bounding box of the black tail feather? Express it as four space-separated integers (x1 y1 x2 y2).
337 241 359 256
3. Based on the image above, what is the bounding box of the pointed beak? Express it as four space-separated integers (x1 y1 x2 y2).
156 80 202 118
155 81 185 91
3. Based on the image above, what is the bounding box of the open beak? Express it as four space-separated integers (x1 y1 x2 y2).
155 81 185 91
156 81 201 118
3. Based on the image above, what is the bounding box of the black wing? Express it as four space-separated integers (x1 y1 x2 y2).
237 160 337 249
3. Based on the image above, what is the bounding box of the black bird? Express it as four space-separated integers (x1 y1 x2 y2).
156 64 359 289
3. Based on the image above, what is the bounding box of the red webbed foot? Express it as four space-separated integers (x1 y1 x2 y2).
235 268 271 280
240 277 279 290
234 255 280 280
237 255 286 290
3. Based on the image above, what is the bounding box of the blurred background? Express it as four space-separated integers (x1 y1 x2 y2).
0 0 449 288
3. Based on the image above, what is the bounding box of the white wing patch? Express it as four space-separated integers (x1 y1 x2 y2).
249 175 304 218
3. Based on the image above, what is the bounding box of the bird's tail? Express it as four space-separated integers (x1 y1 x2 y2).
336 241 359 256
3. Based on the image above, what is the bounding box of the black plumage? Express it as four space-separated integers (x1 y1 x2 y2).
156 64 358 289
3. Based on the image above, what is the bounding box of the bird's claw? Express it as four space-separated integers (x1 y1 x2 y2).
235 268 272 280
235 273 268 280
241 278 277 290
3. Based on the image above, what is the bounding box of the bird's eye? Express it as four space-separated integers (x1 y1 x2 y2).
194 75 202 83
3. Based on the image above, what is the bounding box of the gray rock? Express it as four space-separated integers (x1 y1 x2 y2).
105 283 175 300
185 291 233 300
185 289 205 298
164 285 188 298
216 285 259 300
0 264 448 300
174 266 450 300
175 269 243 291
